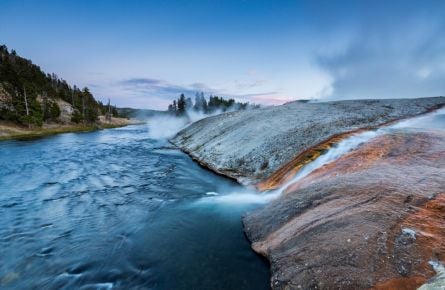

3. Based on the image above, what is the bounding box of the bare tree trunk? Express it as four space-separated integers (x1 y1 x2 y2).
107 98 111 122
82 95 85 125
23 87 30 128
24 87 29 116
42 91 47 120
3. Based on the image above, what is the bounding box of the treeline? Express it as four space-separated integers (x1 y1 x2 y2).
0 45 117 127
167 92 258 114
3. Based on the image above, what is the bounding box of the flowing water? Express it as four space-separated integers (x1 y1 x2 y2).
0 125 269 289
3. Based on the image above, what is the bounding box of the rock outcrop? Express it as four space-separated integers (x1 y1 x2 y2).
243 130 445 289
171 97 445 186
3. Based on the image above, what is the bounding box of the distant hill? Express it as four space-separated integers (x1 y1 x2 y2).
0 45 118 127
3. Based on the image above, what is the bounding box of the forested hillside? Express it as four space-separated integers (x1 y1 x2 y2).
0 45 117 127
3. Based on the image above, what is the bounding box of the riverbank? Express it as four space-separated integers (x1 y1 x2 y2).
0 117 139 141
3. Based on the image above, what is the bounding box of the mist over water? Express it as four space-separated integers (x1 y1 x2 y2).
146 115 188 139
145 108 238 140
0 125 269 289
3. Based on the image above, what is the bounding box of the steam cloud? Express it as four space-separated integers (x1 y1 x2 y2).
316 2 445 100
146 108 231 140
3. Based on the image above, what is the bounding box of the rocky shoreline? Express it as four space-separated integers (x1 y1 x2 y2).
171 97 445 289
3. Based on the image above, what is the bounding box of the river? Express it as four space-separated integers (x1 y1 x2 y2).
0 125 270 289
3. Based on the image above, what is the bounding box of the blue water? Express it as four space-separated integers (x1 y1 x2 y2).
0 125 269 289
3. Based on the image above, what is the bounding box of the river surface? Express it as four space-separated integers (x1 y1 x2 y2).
0 125 270 289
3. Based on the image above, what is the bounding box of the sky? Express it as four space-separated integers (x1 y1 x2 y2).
1 0 445 110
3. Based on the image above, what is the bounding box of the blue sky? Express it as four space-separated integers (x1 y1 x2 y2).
1 0 444 109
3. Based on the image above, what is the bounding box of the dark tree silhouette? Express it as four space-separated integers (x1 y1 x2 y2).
167 92 257 116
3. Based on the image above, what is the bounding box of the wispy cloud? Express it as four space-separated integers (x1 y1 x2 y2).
119 78 209 97
119 77 272 98
233 79 268 90
244 92 292 105
121 78 163 86
316 4 445 100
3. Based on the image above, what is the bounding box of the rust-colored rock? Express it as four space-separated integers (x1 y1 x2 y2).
243 130 445 289
374 194 445 289
256 131 360 191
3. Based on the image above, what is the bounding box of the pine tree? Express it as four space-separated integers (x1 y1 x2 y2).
177 94 186 112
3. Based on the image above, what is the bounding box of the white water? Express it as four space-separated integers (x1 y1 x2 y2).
198 189 280 205
277 130 379 194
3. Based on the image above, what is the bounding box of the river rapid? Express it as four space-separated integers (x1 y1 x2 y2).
0 125 269 289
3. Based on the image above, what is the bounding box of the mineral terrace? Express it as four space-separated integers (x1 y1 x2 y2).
171 97 445 186
171 97 445 289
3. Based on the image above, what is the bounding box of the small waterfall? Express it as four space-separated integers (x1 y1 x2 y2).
194 131 379 206
199 107 445 205
276 130 379 194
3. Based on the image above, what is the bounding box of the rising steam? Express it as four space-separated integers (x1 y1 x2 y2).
146 108 230 140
